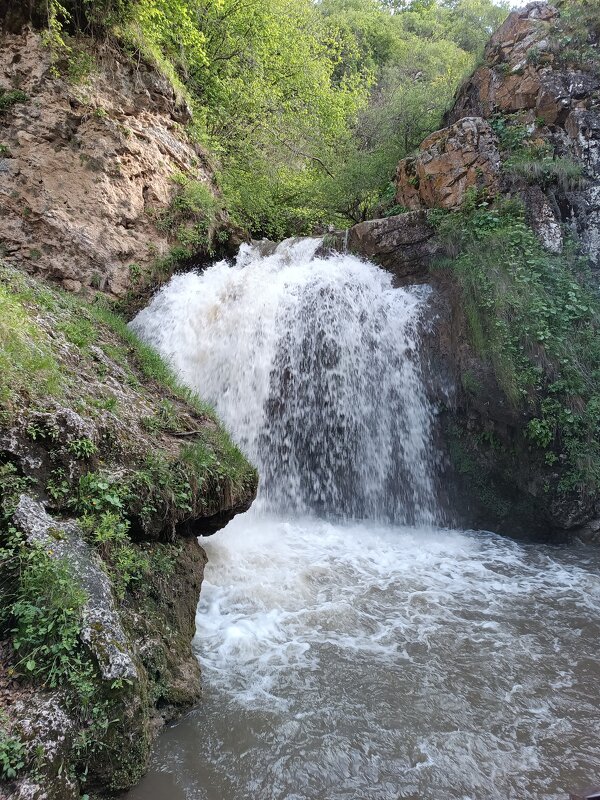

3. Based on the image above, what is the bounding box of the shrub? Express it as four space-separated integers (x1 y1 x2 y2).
0 725 27 780
432 192 600 494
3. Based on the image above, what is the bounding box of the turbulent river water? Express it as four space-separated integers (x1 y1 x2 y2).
128 240 600 800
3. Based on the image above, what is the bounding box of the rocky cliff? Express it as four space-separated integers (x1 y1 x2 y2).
0 263 257 799
0 266 257 800
0 13 258 799
339 1 600 539
0 27 239 303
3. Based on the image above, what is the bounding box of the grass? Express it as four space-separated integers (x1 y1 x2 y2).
505 152 584 191
90 302 218 421
0 285 63 406
0 262 217 422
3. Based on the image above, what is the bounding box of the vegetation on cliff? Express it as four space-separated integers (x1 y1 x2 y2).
13 0 508 238
433 193 600 509
0 263 257 795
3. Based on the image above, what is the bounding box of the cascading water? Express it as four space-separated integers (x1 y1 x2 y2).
127 240 600 800
131 238 438 525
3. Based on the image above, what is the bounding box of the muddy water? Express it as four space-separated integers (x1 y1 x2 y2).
127 513 600 800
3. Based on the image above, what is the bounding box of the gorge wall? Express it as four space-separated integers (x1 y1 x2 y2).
339 1 600 539
0 25 240 302
0 12 257 799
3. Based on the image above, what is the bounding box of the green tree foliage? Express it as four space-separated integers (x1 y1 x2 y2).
36 0 509 234
315 0 508 223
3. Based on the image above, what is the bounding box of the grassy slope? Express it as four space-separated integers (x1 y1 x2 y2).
0 262 257 793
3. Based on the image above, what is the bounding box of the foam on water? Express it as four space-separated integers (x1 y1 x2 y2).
128 513 600 800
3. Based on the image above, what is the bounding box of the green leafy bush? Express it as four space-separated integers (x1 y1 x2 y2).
432 192 600 494
0 725 27 780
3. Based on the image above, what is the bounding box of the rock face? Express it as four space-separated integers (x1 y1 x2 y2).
449 2 565 121
0 265 257 799
343 2 600 538
0 30 216 297
397 1 600 268
395 117 501 211
329 211 440 283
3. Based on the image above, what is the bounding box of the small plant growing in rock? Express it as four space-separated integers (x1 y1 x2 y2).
46 468 71 502
26 420 60 443
0 89 28 114
128 263 142 284
0 724 27 780
67 437 97 460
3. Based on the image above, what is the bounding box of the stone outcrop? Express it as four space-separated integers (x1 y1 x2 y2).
395 117 501 211
0 264 257 799
428 2 600 268
448 2 573 122
325 211 440 283
0 30 220 297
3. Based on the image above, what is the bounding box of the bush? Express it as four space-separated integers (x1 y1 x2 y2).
0 725 27 780
432 192 600 494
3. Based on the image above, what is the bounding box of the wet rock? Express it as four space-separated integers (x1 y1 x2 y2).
344 211 441 283
523 186 563 253
8 694 78 800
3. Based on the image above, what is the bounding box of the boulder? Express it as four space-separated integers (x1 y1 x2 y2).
395 118 501 211
346 211 440 283
14 496 138 683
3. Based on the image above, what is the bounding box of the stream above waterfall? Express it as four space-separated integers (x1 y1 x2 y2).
127 240 600 800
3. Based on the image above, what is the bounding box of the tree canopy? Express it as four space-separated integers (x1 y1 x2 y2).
44 0 510 236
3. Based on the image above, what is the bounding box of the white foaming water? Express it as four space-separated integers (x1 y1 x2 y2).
128 242 600 800
127 515 600 800
131 238 437 524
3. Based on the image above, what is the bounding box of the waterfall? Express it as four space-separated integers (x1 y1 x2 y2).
127 239 600 800
131 237 438 525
